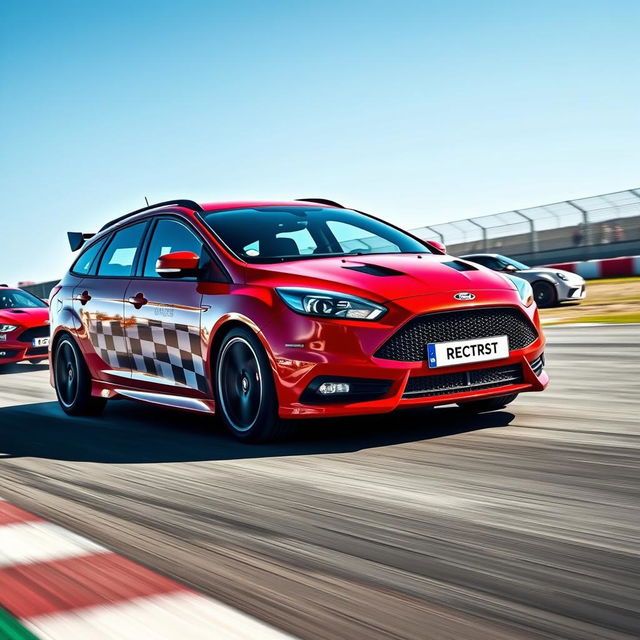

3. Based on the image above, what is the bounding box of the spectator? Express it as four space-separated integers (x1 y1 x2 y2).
572 225 584 246
614 224 625 242
600 223 612 244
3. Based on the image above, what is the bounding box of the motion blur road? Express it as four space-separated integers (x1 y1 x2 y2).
0 325 638 640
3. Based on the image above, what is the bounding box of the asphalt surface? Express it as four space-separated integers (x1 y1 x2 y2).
0 324 638 640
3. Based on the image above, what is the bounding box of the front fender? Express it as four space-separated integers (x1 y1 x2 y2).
531 273 559 287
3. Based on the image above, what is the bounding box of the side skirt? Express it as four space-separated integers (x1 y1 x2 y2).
114 389 214 414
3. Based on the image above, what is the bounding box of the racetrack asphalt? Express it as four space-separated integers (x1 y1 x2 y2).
0 324 638 639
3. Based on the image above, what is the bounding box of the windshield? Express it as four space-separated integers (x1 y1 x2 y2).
0 289 47 309
498 255 530 270
201 206 432 263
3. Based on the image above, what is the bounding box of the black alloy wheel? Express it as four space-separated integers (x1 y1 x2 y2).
54 336 106 416
532 281 557 308
215 327 293 442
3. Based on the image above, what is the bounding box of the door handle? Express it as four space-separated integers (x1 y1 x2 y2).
74 290 91 305
127 293 148 309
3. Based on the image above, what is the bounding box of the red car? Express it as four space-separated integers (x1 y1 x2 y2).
50 199 547 442
0 286 51 365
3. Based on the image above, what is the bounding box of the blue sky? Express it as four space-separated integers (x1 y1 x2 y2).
1 0 639 285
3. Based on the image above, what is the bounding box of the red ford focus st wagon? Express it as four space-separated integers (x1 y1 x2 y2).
50 199 547 441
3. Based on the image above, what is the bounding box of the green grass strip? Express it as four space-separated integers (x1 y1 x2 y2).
0 607 40 640
544 313 640 325
587 276 640 285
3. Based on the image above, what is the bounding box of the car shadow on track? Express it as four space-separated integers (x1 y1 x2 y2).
0 398 515 464
0 363 49 374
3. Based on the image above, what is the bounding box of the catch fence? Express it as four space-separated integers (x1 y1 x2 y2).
410 188 640 261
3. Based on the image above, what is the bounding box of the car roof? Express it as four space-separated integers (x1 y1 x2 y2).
199 200 336 212
461 253 502 258
97 200 339 236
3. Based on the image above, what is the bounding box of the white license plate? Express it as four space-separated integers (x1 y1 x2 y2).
427 335 509 368
33 337 50 347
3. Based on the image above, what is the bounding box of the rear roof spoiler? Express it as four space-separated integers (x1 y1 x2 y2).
67 232 95 252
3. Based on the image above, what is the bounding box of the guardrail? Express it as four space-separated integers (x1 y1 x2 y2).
410 188 640 264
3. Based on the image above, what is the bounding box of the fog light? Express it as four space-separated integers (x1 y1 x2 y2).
318 382 351 395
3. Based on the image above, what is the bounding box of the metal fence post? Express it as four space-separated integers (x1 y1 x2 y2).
425 226 445 243
514 210 537 254
466 219 487 251
566 200 591 245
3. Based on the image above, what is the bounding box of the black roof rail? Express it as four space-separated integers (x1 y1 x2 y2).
99 199 203 232
295 198 345 208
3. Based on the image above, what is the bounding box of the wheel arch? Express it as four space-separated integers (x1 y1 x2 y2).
207 315 275 374
531 274 559 287
51 328 80 358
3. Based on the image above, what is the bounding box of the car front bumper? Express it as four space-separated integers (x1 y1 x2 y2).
557 279 586 302
0 342 49 365
266 292 547 418
0 326 50 365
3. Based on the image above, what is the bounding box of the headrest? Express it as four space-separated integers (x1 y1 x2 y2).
260 237 299 257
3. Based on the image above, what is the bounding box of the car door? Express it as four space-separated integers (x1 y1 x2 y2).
123 217 209 393
75 221 149 380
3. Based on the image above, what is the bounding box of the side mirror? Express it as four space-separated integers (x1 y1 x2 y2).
503 264 518 272
156 251 200 278
425 240 446 254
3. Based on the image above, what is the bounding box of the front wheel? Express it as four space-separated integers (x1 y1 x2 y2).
533 281 557 308
458 393 518 413
54 336 106 416
215 327 294 442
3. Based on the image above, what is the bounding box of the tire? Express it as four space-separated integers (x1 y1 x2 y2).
29 359 45 365
215 326 294 443
458 393 518 413
532 281 557 308
54 336 106 416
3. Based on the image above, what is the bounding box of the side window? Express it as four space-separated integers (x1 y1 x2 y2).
143 219 204 278
473 256 501 270
72 237 108 275
326 220 401 254
97 222 148 277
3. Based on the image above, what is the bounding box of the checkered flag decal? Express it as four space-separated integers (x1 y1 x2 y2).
89 317 208 392
89 319 129 369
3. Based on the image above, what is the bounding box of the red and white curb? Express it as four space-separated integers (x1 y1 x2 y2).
545 255 640 279
0 498 295 639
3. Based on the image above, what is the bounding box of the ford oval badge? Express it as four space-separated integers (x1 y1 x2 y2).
454 292 475 301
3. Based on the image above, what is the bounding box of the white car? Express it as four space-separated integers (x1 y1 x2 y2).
460 253 586 308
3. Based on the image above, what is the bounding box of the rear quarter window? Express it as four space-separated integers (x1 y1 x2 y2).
71 237 108 275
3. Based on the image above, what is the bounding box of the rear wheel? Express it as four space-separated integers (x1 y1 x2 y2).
54 336 106 416
533 281 557 308
458 393 518 413
215 327 294 442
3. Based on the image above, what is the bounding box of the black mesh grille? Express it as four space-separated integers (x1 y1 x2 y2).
375 307 538 361
0 349 20 358
17 326 50 343
403 364 523 398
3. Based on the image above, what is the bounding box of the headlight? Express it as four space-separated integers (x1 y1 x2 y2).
556 272 569 281
276 288 387 320
504 275 534 307
0 324 18 333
